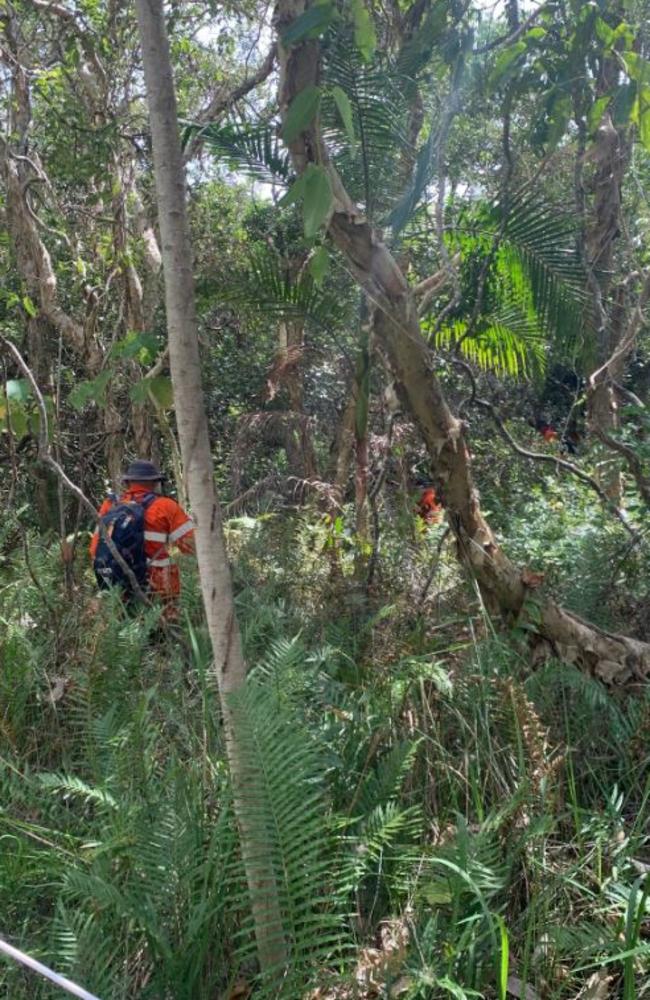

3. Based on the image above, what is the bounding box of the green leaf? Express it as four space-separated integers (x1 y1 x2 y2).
5 379 31 403
7 401 28 438
330 85 356 156
278 172 306 208
282 1 335 45
595 17 615 47
110 330 159 362
546 94 571 150
146 375 174 410
302 164 332 238
634 89 650 153
613 81 637 126
350 0 376 63
588 95 611 133
309 245 329 284
282 85 322 143
488 40 526 90
624 51 650 87
68 370 111 411
22 295 38 318
524 26 546 42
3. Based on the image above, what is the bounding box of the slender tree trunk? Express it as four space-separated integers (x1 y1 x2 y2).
275 1 650 687
353 303 371 545
135 0 286 971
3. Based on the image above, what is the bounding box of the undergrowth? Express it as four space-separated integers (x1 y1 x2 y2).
1 513 649 999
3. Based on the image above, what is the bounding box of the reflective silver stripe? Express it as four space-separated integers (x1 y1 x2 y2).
169 520 193 543
144 530 167 543
148 557 171 568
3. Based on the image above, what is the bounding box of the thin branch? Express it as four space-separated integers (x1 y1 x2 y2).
452 358 640 541
592 427 650 509
183 44 276 162
474 2 551 54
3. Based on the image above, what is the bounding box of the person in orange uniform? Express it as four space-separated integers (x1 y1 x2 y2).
90 460 195 618
416 485 443 524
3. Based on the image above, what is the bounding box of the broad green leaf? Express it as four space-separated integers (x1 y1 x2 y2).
546 94 571 150
524 26 546 42
595 17 615 47
302 164 332 238
309 245 329 284
330 85 356 156
68 370 111 410
488 40 526 90
147 375 174 409
350 0 376 63
613 81 637 126
5 379 31 403
110 330 159 362
588 95 611 133
129 379 149 405
278 172 306 208
624 51 650 86
634 89 650 153
22 295 38 318
282 85 322 143
282 1 335 45
7 401 28 438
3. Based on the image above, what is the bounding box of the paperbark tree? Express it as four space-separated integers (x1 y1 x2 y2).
275 0 650 687
134 0 286 972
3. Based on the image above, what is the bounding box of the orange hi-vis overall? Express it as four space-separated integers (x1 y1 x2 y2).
89 486 195 605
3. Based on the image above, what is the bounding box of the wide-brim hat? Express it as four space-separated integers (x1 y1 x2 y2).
122 459 166 482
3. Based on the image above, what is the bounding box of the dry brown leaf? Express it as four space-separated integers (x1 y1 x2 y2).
575 969 613 999
225 980 251 1000
48 677 68 705
507 974 540 1000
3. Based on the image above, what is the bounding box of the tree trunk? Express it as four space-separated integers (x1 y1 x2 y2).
275 1 650 687
135 0 286 972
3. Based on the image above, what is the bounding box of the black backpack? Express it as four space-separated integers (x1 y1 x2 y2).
93 493 157 593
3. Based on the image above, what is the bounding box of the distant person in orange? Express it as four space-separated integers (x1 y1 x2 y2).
531 417 559 444
416 485 443 524
90 460 195 619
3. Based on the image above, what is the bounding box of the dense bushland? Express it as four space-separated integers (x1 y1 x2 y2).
2 477 649 998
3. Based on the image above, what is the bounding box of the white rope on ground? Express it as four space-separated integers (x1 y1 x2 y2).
0 937 102 1000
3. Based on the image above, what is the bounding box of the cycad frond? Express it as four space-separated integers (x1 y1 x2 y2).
225 678 346 994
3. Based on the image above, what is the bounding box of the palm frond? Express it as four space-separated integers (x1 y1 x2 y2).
321 46 410 217
432 313 542 378
186 120 292 187
491 193 588 355
225 247 342 326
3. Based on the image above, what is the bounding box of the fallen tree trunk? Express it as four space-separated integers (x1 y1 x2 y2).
274 3 650 687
